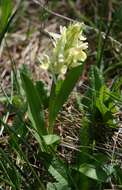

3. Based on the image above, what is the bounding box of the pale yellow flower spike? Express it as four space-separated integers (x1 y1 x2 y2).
40 22 88 76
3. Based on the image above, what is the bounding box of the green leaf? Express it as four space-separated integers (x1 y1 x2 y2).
96 98 108 115
43 134 60 145
36 80 49 109
47 157 69 187
0 0 12 44
47 182 57 190
48 165 68 185
0 0 12 27
21 73 47 151
21 73 46 134
96 85 117 118
0 0 21 45
49 64 84 129
78 163 107 182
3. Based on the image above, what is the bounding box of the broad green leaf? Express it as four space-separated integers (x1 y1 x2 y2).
47 157 69 187
47 182 57 190
103 164 116 177
48 165 68 185
21 73 46 135
49 64 84 128
43 134 60 145
78 163 107 182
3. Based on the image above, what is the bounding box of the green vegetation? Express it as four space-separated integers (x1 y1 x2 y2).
0 0 122 190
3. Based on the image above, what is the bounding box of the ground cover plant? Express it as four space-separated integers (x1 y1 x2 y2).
0 0 122 190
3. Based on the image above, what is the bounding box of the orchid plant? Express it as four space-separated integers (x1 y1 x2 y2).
21 22 88 150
